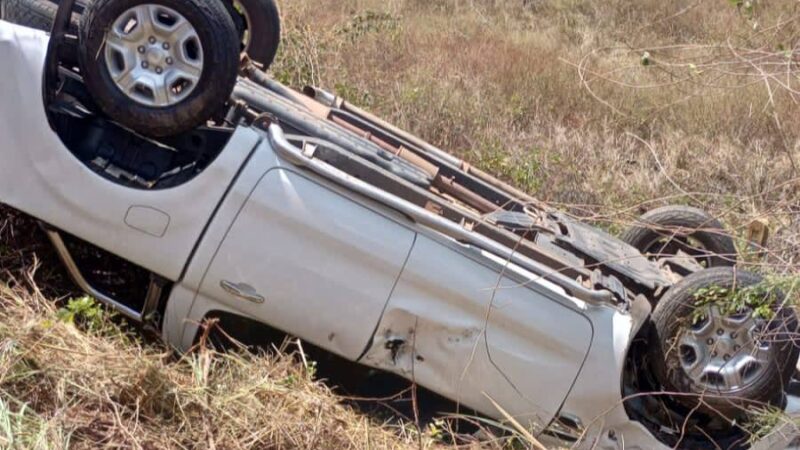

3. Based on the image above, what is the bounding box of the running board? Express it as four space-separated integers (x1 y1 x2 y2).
44 228 163 322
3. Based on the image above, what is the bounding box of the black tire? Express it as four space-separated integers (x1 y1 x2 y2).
2 0 280 68
649 267 799 418
78 0 240 137
1 0 81 32
230 0 280 69
621 205 737 267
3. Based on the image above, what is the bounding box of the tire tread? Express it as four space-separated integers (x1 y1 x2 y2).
2 0 80 32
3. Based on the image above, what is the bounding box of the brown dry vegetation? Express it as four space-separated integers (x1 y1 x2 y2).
272 0 800 271
0 286 417 449
1 0 800 449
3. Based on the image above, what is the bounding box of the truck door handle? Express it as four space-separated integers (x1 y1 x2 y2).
220 280 265 304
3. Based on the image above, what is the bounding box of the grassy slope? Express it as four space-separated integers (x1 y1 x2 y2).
1 0 799 448
272 0 800 266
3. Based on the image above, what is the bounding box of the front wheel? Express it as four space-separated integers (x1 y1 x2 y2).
649 267 799 418
78 0 240 137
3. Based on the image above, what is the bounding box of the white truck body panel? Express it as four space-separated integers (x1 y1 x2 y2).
193 168 416 360
361 233 593 431
0 22 260 281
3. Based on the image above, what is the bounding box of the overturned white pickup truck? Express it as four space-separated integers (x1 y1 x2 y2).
0 1 798 448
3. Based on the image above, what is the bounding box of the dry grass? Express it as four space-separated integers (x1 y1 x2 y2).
0 274 429 449
271 0 800 271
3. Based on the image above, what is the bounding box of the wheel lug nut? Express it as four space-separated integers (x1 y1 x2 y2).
723 354 730 361
162 42 170 50
138 46 145 54
707 338 714 345
733 345 740 351
712 351 718 357
155 67 163 74
166 57 173 65
141 61 149 69
149 36 157 44
717 329 724 336
730 332 738 339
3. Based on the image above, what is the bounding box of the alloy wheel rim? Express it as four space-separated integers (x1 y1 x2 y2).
678 304 771 392
103 4 204 107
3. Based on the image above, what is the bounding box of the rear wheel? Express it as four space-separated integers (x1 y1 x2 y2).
0 0 81 32
622 205 737 268
78 0 240 137
227 0 280 68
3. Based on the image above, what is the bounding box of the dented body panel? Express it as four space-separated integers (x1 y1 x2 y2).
361 233 593 430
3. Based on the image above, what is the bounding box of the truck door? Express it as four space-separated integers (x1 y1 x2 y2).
361 235 592 431
195 168 416 359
